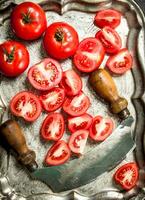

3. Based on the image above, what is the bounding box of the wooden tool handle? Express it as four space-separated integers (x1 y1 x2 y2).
0 120 37 171
89 69 130 119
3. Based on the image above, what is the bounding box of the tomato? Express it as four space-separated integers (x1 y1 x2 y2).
39 87 65 112
10 91 42 122
63 91 90 117
0 40 29 77
43 22 79 60
68 130 89 155
74 37 105 72
95 27 122 54
106 48 133 74
94 9 121 29
40 113 65 141
60 69 82 96
114 162 139 190
68 113 93 133
89 116 114 142
11 2 47 40
45 140 71 166
28 58 62 91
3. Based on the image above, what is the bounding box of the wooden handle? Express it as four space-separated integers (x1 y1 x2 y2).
89 69 130 119
0 120 37 171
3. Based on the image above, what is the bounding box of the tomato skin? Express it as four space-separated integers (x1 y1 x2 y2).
74 37 105 73
11 2 47 40
94 9 121 29
68 130 89 155
95 27 122 54
60 69 82 96
89 116 114 142
45 140 71 166
0 40 29 77
106 48 133 74
10 91 42 122
27 58 62 91
114 162 139 190
68 113 93 133
43 22 79 60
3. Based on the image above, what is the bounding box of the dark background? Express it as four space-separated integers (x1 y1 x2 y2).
135 0 145 13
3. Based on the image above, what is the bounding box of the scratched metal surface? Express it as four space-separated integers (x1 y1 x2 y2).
0 0 145 199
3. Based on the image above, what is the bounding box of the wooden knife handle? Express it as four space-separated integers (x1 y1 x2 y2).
89 69 130 119
0 120 38 171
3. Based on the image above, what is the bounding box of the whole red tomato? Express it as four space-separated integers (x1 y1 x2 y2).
0 40 29 77
43 22 79 59
11 2 47 40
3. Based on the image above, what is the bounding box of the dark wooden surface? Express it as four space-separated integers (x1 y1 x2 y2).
135 0 145 13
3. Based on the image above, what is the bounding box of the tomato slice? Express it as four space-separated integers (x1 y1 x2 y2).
95 27 122 54
106 48 133 74
94 9 121 29
45 140 71 166
41 113 65 141
68 113 93 133
68 130 89 155
74 37 105 72
60 69 82 96
63 91 90 117
114 162 139 190
10 91 42 122
89 116 114 142
39 87 65 112
28 58 62 91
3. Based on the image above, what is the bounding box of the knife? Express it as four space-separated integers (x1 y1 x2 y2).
0 69 135 192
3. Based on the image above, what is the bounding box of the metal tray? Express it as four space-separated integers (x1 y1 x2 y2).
0 0 145 199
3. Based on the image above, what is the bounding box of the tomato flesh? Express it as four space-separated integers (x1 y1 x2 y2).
45 140 71 166
28 58 62 91
114 162 139 190
41 113 64 141
10 91 42 122
89 116 114 141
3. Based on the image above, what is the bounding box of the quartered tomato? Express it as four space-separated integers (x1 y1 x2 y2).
43 22 79 59
89 116 114 142
106 48 133 74
39 87 65 112
10 91 42 122
94 9 121 29
60 69 82 96
28 58 62 91
11 2 47 40
114 162 139 190
68 113 93 133
41 113 64 141
68 130 89 155
74 37 105 72
45 140 71 166
95 27 122 54
63 91 90 117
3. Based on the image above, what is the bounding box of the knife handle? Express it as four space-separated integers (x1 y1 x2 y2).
0 120 38 171
89 69 130 119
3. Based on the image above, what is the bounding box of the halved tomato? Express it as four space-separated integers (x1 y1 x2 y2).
10 91 42 122
45 140 71 166
60 69 82 96
68 130 89 155
94 9 121 29
39 87 65 112
63 91 90 117
74 37 105 72
68 113 93 133
41 113 64 141
106 48 133 74
89 116 114 142
27 58 62 91
114 162 139 190
95 27 122 54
